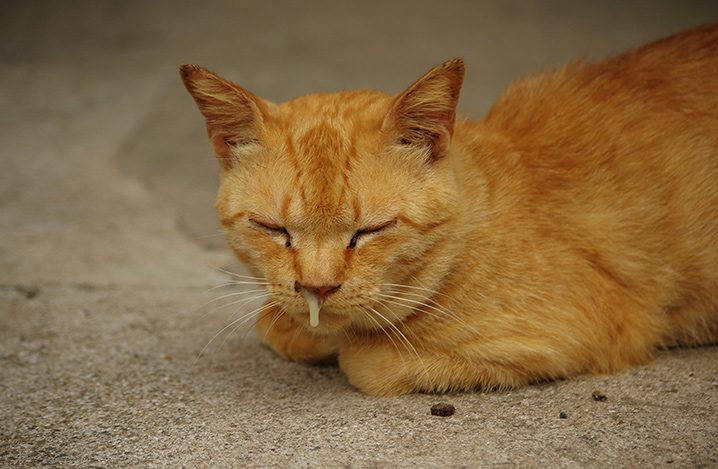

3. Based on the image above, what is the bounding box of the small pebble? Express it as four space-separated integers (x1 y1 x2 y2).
559 411 568 419
591 390 607 402
430 403 455 417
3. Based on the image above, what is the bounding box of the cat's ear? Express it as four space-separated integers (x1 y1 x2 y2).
383 58 465 161
180 64 272 169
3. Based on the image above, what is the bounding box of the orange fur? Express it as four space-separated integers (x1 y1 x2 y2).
181 24 718 396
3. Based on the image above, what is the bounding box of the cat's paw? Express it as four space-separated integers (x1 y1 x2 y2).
338 345 417 396
256 306 338 363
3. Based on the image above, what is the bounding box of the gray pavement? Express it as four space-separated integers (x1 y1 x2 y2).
1 1 717 466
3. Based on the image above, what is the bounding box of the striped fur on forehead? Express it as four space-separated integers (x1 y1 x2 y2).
292 123 352 215
273 91 392 223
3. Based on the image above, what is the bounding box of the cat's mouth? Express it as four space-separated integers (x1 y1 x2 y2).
301 289 323 327
305 308 343 323
297 287 353 330
294 308 349 331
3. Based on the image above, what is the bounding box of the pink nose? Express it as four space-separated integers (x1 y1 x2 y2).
294 281 341 300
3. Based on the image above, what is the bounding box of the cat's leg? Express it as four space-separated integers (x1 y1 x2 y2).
665 302 718 346
256 305 338 363
338 341 531 396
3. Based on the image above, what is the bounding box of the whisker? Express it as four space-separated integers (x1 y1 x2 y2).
214 292 272 311
207 281 272 292
361 307 406 366
379 296 455 325
262 307 287 342
379 293 463 322
367 305 425 372
198 285 269 309
193 231 226 239
196 300 279 361
378 293 483 337
206 288 268 305
372 300 435 385
285 318 307 353
189 286 271 323
240 302 288 342
342 328 355 346
381 282 451 300
392 290 478 332
401 288 452 307
216 301 280 354
213 266 267 281
198 293 272 322
373 298 422 343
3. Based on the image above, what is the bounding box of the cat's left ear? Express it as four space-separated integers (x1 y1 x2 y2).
180 65 273 169
383 58 465 162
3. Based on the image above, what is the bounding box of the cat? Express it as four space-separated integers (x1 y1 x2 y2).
180 23 718 396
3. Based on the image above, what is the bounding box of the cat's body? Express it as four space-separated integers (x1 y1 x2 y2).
182 24 718 396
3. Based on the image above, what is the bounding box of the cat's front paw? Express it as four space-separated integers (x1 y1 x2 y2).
338 344 417 396
256 306 338 363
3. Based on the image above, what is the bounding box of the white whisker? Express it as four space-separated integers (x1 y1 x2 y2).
381 282 451 300
198 293 272 322
206 288 268 305
193 231 225 239
378 293 483 337
361 307 406 366
342 328 355 346
207 281 272 291
379 293 462 322
262 307 287 342
196 300 280 361
213 266 267 281
367 305 426 372
374 298 422 343
216 301 279 353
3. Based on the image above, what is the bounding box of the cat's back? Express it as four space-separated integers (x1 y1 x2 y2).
462 24 718 344
475 22 718 224
483 23 718 149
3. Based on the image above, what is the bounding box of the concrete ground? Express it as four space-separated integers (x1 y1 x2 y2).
1 1 717 466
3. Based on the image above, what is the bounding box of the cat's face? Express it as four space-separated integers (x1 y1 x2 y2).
181 60 464 332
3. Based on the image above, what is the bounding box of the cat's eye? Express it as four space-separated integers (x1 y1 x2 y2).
249 218 292 248
348 219 397 249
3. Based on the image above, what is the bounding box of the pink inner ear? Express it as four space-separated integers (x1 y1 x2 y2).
208 131 233 161
202 99 263 167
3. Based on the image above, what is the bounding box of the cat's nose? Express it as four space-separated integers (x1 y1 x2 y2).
294 281 341 300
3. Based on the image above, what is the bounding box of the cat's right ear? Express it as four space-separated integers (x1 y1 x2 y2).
179 65 271 169
384 58 465 162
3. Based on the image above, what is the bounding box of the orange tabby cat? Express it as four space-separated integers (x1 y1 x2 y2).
181 24 718 396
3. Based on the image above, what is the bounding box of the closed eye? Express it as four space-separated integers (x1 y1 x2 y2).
348 218 397 249
249 218 292 248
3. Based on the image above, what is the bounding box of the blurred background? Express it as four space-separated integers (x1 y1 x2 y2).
2 2 718 466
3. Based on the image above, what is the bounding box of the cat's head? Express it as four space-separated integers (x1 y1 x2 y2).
181 60 465 333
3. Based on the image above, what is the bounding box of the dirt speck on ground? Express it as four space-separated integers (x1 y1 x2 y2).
431 403 456 417
592 390 607 402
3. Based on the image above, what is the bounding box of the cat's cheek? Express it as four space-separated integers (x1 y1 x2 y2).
220 230 256 264
225 232 287 277
355 233 408 265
